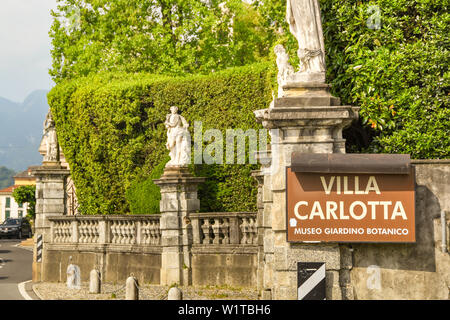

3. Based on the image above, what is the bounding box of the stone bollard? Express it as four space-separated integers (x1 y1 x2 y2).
125 276 139 300
168 287 182 300
89 269 101 294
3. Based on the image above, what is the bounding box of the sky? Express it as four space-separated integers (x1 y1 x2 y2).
0 0 58 103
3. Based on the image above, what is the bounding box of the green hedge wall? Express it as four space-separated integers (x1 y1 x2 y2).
48 63 273 215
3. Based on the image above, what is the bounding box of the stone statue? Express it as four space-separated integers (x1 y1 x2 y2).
165 106 191 167
274 44 295 97
286 0 326 82
42 109 59 162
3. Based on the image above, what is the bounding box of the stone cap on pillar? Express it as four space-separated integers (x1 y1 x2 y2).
254 105 359 129
32 165 71 177
153 166 206 186
281 82 331 96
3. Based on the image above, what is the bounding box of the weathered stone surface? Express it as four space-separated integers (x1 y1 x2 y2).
125 276 139 300
348 160 450 300
326 270 342 300
160 215 180 230
263 231 274 253
192 252 257 287
272 271 297 300
271 193 286 232
155 168 205 286
168 287 183 300
104 252 161 284
261 289 272 300
89 269 101 294
263 254 274 289
42 188 65 199
270 166 286 192
161 235 182 247
274 95 341 108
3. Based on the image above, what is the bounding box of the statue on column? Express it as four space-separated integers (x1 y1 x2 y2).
42 109 60 163
287 0 326 75
165 106 191 167
276 0 327 88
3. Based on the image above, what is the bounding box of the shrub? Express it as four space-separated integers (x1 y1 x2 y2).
125 155 169 214
320 0 449 157
48 63 273 215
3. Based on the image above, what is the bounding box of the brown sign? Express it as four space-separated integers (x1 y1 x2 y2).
286 168 415 243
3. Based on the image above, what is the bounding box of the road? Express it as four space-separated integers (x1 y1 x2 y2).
0 239 32 300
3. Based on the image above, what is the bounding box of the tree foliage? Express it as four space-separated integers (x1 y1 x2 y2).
50 0 269 82
12 185 36 220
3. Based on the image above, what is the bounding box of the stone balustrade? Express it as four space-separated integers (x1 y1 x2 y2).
190 212 258 245
49 215 162 246
48 212 257 247
46 211 258 286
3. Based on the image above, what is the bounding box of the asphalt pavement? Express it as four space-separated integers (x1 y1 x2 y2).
0 239 33 300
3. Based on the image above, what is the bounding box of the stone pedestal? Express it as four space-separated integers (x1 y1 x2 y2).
154 166 205 286
32 163 70 282
254 82 359 300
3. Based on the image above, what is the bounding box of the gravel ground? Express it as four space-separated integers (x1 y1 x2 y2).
33 282 260 300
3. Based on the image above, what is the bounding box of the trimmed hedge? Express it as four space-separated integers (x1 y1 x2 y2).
48 63 273 215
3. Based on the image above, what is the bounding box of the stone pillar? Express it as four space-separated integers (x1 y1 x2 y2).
252 169 265 293
154 166 205 286
32 163 70 282
254 82 359 300
253 149 274 299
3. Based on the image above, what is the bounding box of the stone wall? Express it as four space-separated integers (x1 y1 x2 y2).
41 212 258 287
43 215 162 284
189 212 259 287
349 160 450 299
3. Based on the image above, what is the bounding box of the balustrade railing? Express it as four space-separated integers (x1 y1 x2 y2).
49 215 161 245
52 219 72 243
190 212 258 245
49 212 257 247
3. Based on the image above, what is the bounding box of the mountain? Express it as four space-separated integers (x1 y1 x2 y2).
0 90 49 171
0 166 15 189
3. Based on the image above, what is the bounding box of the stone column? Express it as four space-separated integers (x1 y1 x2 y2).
253 149 275 299
32 162 70 282
251 169 264 293
154 166 205 286
254 82 359 300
